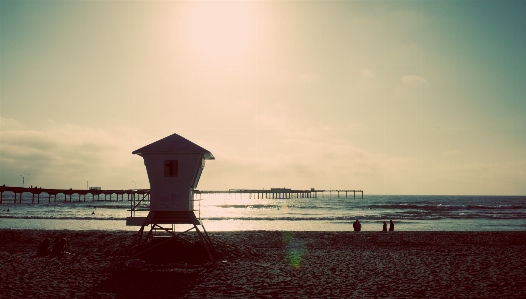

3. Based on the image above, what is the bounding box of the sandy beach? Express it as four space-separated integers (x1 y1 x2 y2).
0 229 525 298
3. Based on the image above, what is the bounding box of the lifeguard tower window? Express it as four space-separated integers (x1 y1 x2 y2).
164 160 178 177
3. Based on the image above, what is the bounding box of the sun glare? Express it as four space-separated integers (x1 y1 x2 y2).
184 1 258 65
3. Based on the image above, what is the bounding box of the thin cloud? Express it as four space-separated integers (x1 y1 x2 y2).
0 117 23 129
0 120 144 189
361 69 374 79
401 75 428 85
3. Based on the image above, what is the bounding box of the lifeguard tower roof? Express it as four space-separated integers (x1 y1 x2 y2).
132 133 214 160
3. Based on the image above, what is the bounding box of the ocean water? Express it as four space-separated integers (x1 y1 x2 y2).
0 193 524 231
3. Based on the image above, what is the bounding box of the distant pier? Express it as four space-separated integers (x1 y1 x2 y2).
196 188 364 199
0 185 363 204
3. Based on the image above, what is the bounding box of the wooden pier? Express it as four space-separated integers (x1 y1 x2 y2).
0 185 363 204
0 185 150 204
195 188 364 199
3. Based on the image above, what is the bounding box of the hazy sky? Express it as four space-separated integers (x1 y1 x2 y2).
1 0 525 195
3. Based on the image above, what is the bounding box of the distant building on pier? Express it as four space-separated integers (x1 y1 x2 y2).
271 187 292 191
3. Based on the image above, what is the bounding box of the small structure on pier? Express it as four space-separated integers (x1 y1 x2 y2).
128 133 216 261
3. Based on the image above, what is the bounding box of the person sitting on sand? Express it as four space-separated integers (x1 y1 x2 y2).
37 238 51 257
50 237 67 257
389 219 394 231
91 211 95 215
353 219 361 231
382 221 387 231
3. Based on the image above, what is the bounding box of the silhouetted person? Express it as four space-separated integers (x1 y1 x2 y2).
382 221 387 231
91 211 95 215
37 238 51 257
6 208 9 212
51 238 67 257
389 220 394 231
353 219 361 231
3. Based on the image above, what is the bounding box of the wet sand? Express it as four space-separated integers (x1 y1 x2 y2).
0 229 525 298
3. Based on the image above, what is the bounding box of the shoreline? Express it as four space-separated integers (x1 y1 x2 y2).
1 229 525 298
1 217 525 232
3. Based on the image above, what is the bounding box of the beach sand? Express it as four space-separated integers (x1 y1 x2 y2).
0 229 525 298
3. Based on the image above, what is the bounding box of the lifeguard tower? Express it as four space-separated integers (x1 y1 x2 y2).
127 133 216 261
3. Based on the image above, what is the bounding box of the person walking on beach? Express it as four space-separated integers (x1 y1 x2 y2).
382 221 387 231
389 219 394 231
